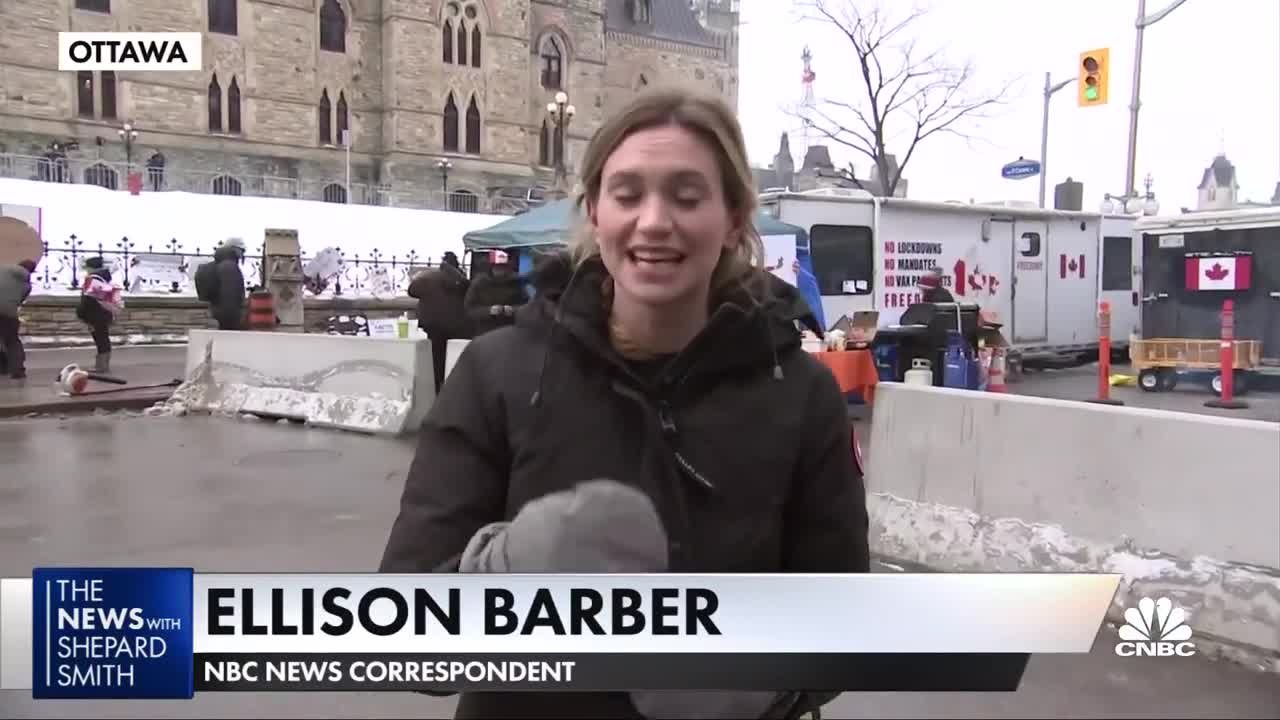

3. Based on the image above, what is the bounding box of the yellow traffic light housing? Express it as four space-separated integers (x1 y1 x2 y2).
1078 48 1109 106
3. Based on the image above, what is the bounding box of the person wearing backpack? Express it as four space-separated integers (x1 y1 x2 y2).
197 238 247 330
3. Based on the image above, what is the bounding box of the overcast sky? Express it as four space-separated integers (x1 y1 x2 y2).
736 0 1280 212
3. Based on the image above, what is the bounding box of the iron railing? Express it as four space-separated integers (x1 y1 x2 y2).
28 235 467 299
0 152 547 214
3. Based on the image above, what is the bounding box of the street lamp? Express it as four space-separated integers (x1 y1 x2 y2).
117 121 139 169
1100 173 1160 216
1038 72 1077 208
435 158 452 208
545 90 576 196
1124 0 1190 199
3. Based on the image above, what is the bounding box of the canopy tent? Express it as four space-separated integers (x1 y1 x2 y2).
462 199 827 329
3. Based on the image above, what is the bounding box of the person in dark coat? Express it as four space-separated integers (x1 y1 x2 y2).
380 86 868 720
76 256 121 373
462 250 528 336
407 251 471 392
209 239 247 330
0 259 35 379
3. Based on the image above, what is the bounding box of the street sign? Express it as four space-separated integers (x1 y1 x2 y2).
1002 158 1041 180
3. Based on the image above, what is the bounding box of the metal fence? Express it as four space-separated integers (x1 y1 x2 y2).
1 152 546 214
28 235 466 299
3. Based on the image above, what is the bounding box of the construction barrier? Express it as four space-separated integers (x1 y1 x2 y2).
1206 299 1249 410
182 329 436 435
866 383 1280 671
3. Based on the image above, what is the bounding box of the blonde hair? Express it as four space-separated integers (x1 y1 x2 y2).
568 84 764 294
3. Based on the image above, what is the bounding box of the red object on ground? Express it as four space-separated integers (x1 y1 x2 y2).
1089 302 1123 406
1219 300 1236 402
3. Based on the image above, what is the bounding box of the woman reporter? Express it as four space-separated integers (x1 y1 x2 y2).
380 84 870 719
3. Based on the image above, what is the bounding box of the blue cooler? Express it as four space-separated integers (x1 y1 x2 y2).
872 343 899 382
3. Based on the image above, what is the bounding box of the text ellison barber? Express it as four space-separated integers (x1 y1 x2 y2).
206 586 722 636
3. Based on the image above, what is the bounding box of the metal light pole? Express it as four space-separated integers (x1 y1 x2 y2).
546 91 576 197
1123 0 1190 199
342 129 351 204
1039 72 1077 209
435 158 452 209
116 121 138 169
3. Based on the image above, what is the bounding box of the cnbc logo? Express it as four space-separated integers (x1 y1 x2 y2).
58 33 202 72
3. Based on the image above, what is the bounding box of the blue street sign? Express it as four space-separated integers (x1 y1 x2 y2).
1002 158 1041 180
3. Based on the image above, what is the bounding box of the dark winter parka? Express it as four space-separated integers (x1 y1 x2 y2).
379 251 870 719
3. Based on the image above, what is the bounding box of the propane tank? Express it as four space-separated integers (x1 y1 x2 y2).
904 358 933 386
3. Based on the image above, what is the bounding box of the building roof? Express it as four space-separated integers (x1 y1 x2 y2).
1197 153 1238 190
605 0 721 49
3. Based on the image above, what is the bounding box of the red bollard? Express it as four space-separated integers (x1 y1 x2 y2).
1206 299 1249 409
1089 301 1124 406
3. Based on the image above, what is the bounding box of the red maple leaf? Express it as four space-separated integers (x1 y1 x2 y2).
1068 258 1078 273
1205 263 1229 281
987 276 1000 295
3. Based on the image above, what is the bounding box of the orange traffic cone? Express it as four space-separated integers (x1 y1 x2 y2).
987 349 1008 393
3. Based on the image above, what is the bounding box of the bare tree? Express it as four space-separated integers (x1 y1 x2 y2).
790 0 1018 197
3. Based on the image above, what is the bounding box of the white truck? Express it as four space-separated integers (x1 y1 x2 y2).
759 188 1142 364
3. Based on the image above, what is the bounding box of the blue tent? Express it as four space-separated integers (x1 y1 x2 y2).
463 199 826 329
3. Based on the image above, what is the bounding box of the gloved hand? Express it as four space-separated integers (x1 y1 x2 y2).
457 480 791 719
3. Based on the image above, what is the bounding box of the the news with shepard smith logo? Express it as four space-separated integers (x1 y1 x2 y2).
0 569 1131 699
58 32 202 72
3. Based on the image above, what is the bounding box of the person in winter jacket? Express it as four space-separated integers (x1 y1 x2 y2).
917 268 954 304
207 239 247 330
0 259 36 379
380 86 868 720
462 250 528 336
77 256 122 374
407 251 471 392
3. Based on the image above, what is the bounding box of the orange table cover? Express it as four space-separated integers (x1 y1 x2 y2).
809 348 880 404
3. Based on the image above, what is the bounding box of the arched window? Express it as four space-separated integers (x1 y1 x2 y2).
336 91 349 145
146 152 165 191
442 93 459 152
456 22 468 66
323 183 348 204
101 71 117 119
84 163 118 190
209 0 237 35
630 0 651 24
471 24 481 67
318 89 332 145
538 119 550 166
442 20 453 63
465 95 480 154
448 188 477 213
228 76 241 134
208 74 222 132
540 36 562 90
77 71 95 118
320 0 346 53
212 175 242 196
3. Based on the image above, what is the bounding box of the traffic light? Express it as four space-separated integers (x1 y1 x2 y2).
1078 48 1110 106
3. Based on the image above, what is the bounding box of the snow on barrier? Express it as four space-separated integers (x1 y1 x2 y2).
180 329 435 435
866 383 1280 671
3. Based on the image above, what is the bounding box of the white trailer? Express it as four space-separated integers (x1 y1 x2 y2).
759 189 1141 362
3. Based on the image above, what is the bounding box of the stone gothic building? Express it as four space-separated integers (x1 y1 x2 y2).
0 0 740 210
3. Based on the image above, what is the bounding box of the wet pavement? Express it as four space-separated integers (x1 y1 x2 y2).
1 413 1277 718
0 346 186 417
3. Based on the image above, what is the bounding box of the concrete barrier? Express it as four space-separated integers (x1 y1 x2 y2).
866 383 1280 671
180 329 435 435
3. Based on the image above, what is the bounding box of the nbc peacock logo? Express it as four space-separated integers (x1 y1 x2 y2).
1114 596 1197 657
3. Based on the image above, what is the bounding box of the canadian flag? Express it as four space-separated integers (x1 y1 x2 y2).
1059 253 1085 279
1185 255 1252 291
